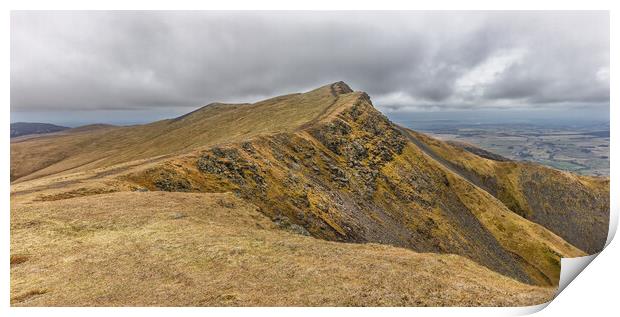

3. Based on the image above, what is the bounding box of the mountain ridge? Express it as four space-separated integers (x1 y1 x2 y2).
10 83 354 182
10 81 609 306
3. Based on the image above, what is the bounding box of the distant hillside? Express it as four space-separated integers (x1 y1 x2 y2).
10 122 69 138
446 140 511 162
407 130 609 254
67 123 116 133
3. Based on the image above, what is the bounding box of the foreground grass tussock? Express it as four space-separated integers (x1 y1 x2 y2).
11 192 554 306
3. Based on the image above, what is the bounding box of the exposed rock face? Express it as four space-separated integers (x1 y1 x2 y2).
123 87 582 286
197 147 266 189
153 169 193 192
330 81 354 95
114 82 596 287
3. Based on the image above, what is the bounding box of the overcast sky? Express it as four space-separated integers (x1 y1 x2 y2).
11 11 609 125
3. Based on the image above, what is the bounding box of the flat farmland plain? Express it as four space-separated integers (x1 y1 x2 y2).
407 122 609 176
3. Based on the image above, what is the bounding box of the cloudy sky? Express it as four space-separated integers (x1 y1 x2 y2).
11 11 609 126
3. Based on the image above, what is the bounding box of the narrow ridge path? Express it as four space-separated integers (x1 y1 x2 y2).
396 125 542 225
395 125 478 187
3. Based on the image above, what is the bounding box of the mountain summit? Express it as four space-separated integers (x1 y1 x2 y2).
11 82 609 306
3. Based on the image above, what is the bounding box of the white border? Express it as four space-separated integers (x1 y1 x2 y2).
2 1 617 316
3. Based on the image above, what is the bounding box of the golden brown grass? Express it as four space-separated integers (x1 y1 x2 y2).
408 130 609 254
378 142 584 286
10 81 603 307
11 83 349 183
11 192 555 306
445 172 585 285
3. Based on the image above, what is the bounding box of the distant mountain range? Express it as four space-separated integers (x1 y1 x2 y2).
10 122 69 138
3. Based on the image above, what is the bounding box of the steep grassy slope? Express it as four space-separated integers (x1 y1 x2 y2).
11 83 352 182
408 130 610 254
11 192 554 306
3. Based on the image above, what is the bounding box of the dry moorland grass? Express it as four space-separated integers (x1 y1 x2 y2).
11 81 605 307
408 129 610 254
109 97 583 286
10 83 351 183
10 192 555 307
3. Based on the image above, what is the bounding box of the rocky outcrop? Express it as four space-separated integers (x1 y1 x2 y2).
117 82 591 287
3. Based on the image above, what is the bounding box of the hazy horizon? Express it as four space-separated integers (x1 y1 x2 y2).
10 104 611 128
11 11 609 126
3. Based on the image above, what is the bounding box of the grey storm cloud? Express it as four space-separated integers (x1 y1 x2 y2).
11 11 609 113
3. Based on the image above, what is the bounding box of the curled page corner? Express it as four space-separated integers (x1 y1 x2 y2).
514 254 600 316
553 199 617 298
556 254 599 295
